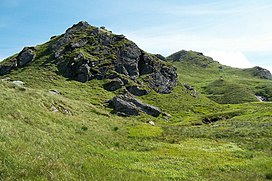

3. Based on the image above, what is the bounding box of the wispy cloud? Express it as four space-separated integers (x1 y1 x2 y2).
126 30 272 55
0 0 271 70
205 51 253 68
123 0 272 69
265 66 272 74
162 1 272 16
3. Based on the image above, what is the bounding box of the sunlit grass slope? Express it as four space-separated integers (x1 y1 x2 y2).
168 50 272 103
0 62 271 180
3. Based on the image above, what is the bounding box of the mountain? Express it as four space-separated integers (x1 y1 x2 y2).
0 22 271 180
0 21 176 94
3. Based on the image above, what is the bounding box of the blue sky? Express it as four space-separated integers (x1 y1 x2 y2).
0 0 271 72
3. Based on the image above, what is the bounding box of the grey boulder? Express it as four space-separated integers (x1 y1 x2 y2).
127 85 150 96
104 78 124 91
109 94 162 117
17 47 36 67
0 59 17 76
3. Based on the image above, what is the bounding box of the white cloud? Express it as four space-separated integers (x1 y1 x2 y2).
163 1 272 16
263 66 272 74
122 0 272 72
205 51 253 68
125 25 272 55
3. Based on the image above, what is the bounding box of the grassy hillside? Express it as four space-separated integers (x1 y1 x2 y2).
0 25 271 180
203 79 257 104
168 50 272 103
0 62 272 180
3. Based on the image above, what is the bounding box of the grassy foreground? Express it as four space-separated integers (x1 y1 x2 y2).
0 65 272 180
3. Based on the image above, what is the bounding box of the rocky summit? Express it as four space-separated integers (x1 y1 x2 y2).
244 66 272 80
0 21 177 94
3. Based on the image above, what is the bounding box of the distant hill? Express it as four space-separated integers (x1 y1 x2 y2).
167 50 272 103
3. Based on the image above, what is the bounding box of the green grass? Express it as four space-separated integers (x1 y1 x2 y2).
128 125 163 138
1 65 272 180
0 33 272 180
203 79 257 104
169 51 272 104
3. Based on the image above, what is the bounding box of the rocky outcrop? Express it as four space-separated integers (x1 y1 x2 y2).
148 66 177 94
155 54 166 61
117 42 141 79
0 47 36 75
108 94 162 117
127 86 150 96
17 47 36 67
255 95 267 102
51 22 177 93
245 66 272 80
104 78 124 91
0 59 17 75
0 21 177 94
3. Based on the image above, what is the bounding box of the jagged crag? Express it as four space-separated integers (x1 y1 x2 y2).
0 21 177 95
0 21 179 117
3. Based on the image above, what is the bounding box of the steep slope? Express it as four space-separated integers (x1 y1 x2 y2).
0 21 176 94
167 50 272 103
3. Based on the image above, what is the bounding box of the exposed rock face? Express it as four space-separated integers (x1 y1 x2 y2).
148 66 177 93
256 95 267 102
52 22 177 93
0 47 36 75
246 66 272 80
155 54 166 61
0 60 17 75
17 47 36 67
0 21 177 94
104 78 124 91
127 86 150 96
109 94 162 117
118 43 141 79
70 38 88 48
138 53 154 75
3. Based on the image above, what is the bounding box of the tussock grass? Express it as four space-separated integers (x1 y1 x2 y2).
0 47 271 180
